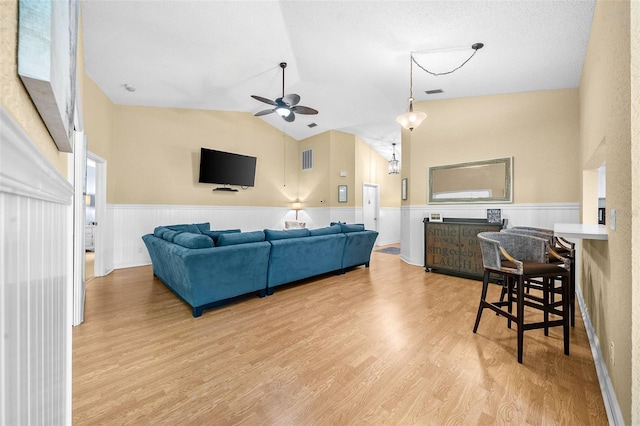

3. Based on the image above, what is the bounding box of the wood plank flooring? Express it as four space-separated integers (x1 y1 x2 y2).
73 247 608 425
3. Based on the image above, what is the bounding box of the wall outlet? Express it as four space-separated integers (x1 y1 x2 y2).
609 341 615 365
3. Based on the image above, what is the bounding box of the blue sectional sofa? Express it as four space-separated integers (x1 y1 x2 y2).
142 222 378 317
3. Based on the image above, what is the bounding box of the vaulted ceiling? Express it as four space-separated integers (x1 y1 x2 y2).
81 0 595 160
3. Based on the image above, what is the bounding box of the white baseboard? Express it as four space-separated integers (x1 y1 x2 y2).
576 288 624 425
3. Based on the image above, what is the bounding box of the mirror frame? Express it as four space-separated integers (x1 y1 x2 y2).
428 157 513 204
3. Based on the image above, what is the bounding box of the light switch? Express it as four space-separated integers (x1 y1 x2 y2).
610 209 616 231
340 171 347 177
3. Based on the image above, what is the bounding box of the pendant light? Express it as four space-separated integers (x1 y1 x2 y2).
396 54 426 131
388 143 400 175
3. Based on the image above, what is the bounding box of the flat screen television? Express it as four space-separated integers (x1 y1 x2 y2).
198 148 257 187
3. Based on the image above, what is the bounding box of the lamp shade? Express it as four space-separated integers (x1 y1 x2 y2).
396 109 427 131
291 202 302 210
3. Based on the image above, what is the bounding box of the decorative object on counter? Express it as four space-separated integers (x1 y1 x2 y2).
429 212 443 222
486 208 502 224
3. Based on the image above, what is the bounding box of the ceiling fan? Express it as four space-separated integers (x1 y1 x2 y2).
251 62 318 122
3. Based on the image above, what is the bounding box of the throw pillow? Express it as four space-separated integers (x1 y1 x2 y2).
153 226 170 238
202 229 241 243
339 223 365 233
264 228 310 241
166 223 202 234
195 222 211 232
173 233 214 249
162 229 184 242
216 231 265 246
309 224 342 236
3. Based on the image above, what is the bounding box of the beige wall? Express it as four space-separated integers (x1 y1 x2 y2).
0 0 67 175
355 137 401 208
81 76 396 211
329 131 356 207
108 105 298 207
298 132 331 207
297 130 400 209
404 89 580 206
82 76 115 199
579 0 634 423
631 0 639 422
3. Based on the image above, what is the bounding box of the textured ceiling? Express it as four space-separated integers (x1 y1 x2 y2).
81 0 595 160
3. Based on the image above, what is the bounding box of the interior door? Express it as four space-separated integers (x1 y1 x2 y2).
362 183 379 232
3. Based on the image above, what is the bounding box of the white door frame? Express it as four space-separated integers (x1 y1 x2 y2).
362 183 380 233
71 131 87 326
87 150 107 277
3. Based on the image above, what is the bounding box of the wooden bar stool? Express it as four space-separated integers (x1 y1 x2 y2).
505 227 576 326
473 232 571 363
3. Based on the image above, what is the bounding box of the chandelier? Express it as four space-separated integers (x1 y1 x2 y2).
388 143 400 175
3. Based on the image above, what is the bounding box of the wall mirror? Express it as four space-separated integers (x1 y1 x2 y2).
428 157 513 204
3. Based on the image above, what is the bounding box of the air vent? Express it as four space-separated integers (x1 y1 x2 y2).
307 123 317 128
302 149 313 170
425 89 444 95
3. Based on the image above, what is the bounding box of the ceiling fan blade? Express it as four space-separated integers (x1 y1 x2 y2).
291 105 318 115
282 93 300 106
283 112 296 122
255 109 275 116
251 95 277 106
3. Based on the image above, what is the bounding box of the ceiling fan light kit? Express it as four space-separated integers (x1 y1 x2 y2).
251 62 318 123
397 42 484 131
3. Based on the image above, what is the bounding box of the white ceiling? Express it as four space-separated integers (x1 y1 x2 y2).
81 0 596 160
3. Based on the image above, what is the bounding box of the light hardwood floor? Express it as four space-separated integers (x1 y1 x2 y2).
73 247 608 425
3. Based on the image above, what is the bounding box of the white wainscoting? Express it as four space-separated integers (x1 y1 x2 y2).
0 107 74 425
109 204 401 269
400 203 581 266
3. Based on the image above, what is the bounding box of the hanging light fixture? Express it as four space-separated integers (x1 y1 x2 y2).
396 54 427 131
388 143 400 175
396 43 484 131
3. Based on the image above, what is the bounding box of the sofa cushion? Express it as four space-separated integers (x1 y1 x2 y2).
309 224 342 236
195 222 211 232
166 223 202 234
173 232 214 249
202 229 241 243
338 223 365 233
153 226 170 238
264 228 310 241
217 230 265 246
162 229 184 242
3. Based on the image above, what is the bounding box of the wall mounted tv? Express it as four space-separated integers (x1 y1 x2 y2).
198 148 257 188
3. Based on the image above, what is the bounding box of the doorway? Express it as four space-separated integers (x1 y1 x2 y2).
86 151 106 278
85 158 96 281
362 183 379 233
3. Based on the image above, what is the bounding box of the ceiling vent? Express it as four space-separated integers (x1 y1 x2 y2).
302 149 313 170
307 123 317 128
425 89 444 95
